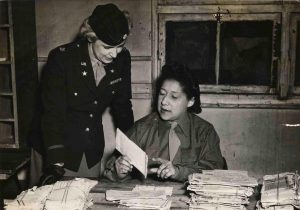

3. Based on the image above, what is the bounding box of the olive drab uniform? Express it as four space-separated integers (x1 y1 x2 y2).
41 39 134 171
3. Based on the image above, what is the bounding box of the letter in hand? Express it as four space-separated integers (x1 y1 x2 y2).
115 155 133 179
149 157 178 180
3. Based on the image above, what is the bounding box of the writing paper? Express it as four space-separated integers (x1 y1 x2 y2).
115 128 148 178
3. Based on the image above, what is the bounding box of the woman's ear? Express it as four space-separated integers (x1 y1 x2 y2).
187 97 195 108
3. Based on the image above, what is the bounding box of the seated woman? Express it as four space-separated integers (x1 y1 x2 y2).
104 63 224 182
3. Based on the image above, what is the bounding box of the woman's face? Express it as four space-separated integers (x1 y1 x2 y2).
158 79 194 121
92 39 125 64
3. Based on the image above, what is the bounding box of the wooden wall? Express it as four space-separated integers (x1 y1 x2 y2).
35 0 300 179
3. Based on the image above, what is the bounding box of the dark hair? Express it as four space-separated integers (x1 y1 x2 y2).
154 63 202 114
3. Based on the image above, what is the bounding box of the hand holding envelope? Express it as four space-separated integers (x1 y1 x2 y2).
115 129 148 178
115 129 178 180
115 155 133 179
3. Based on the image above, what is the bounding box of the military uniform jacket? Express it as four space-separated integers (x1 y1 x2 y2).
41 39 134 171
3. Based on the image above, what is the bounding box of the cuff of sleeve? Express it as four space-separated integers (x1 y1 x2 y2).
173 164 195 182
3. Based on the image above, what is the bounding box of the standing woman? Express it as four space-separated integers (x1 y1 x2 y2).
40 4 134 181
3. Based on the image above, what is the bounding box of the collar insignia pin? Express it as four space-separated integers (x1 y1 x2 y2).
123 34 127 40
82 71 87 76
81 62 87 66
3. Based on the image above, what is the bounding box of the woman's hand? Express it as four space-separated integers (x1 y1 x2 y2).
115 155 133 179
149 157 179 180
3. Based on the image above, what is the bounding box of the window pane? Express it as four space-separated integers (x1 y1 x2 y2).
0 95 13 118
0 28 10 60
295 21 300 86
0 122 14 144
0 1 8 25
166 21 216 84
0 65 12 92
220 21 273 85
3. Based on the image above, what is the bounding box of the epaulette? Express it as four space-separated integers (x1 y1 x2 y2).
57 42 80 53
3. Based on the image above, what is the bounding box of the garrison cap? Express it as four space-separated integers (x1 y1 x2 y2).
89 4 129 46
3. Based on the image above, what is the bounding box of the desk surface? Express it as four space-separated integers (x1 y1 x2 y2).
89 178 258 210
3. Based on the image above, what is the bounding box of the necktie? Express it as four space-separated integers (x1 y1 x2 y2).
94 61 106 86
168 122 181 161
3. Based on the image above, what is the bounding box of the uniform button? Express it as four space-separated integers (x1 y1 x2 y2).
89 114 93 118
77 44 80 47
94 100 98 105
112 91 115 94
110 69 114 73
74 92 78 96
85 127 90 132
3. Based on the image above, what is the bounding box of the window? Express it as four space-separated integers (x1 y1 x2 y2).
159 13 281 95
219 21 274 86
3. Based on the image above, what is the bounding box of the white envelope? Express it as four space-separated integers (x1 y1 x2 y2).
115 128 148 178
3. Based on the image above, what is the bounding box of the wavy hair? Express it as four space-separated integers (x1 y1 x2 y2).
154 62 202 114
79 18 98 43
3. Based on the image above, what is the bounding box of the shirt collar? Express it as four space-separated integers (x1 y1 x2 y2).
157 112 190 137
88 43 100 67
176 112 190 137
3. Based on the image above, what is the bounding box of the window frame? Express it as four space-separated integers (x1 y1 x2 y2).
159 13 280 94
290 13 300 95
157 4 300 108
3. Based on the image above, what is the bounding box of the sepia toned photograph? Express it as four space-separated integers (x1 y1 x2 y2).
1 0 300 209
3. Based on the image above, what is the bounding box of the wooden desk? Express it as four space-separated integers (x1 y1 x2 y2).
89 178 258 210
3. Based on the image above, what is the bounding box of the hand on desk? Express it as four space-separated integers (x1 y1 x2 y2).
149 158 179 180
38 164 65 186
115 156 179 180
115 155 133 179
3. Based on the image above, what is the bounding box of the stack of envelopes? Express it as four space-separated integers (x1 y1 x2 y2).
187 170 258 210
106 185 173 209
5 178 97 210
257 172 300 210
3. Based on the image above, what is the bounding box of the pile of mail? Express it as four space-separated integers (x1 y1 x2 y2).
257 172 300 210
106 185 173 209
5 178 97 210
187 170 258 210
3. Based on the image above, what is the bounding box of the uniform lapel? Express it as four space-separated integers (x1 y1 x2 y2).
78 41 97 94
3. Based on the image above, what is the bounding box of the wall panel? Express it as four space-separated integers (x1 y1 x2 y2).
132 61 152 83
201 108 300 179
36 0 152 57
